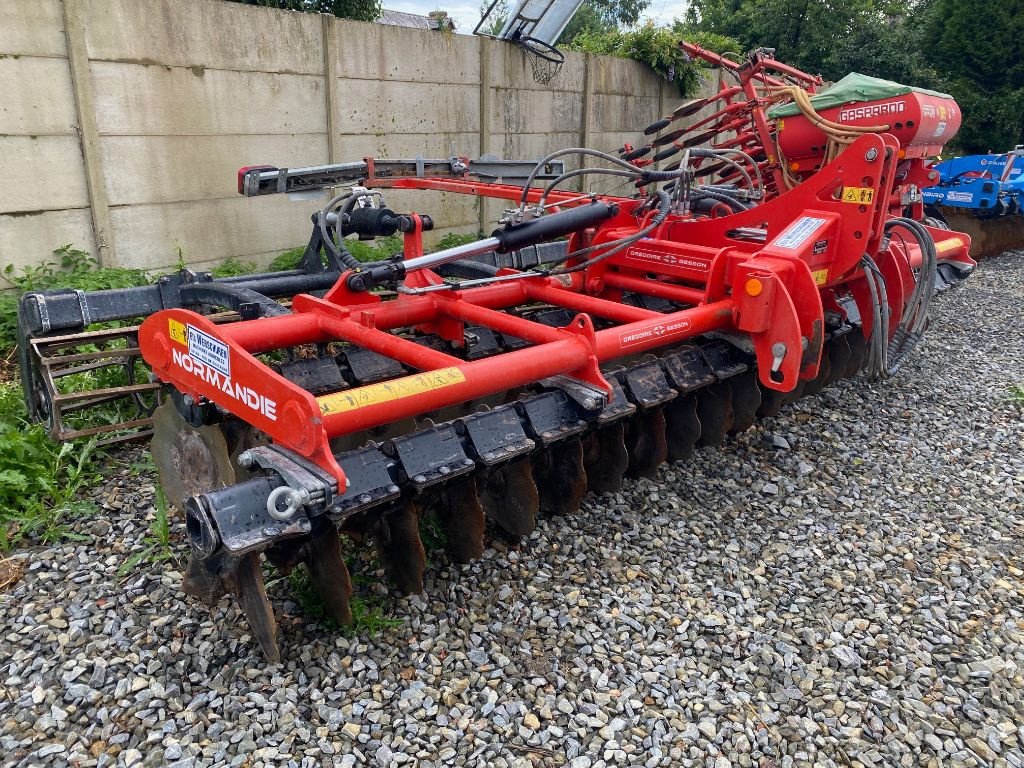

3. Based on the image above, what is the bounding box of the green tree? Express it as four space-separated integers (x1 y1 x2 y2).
225 0 382 23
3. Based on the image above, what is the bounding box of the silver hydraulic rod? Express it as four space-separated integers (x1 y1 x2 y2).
402 237 502 271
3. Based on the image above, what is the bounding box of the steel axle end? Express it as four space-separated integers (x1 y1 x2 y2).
184 496 220 560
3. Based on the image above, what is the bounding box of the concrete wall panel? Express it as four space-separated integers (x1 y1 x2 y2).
91 63 326 136
339 79 479 136
0 209 95 285
0 0 67 57
100 134 329 206
335 20 479 84
0 57 79 136
81 0 323 75
0 136 90 214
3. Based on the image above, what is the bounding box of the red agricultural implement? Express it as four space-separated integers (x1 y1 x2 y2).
17 48 975 660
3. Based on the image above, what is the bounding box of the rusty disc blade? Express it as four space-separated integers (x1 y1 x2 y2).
181 555 229 606
625 408 669 479
151 401 237 512
801 352 831 397
582 423 629 494
728 372 762 434
534 438 586 515
844 330 868 378
374 503 427 595
430 478 486 564
664 394 701 463
696 382 734 447
304 523 354 626
478 460 539 538
228 552 280 663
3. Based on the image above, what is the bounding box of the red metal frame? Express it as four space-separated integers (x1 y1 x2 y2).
138 134 973 493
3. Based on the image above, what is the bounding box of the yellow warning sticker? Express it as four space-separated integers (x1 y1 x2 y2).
935 237 965 254
317 367 467 415
169 319 187 345
841 187 875 204
811 268 829 286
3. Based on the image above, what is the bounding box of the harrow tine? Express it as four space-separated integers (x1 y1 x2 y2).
229 553 280 663
622 145 652 161
534 438 587 515
431 478 486 563
303 523 354 627
375 503 427 594
664 394 701 462
756 386 788 418
625 409 669 479
653 146 682 163
652 128 688 147
696 382 734 447
727 371 762 433
582 423 630 494
825 336 852 387
671 96 713 120
478 460 539 538
643 117 672 135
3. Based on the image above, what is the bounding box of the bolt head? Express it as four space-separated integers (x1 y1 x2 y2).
865 148 879 161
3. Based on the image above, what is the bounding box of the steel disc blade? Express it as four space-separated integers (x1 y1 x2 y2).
430 478 486 564
728 371 762 434
672 96 713 120
643 118 672 135
622 145 652 161
653 145 681 163
534 438 587 515
181 555 228 606
478 460 539 538
664 394 701 463
625 408 669 479
782 380 807 407
228 553 280 663
679 128 718 149
756 386 788 418
582 423 629 494
304 523 354 626
151 401 237 512
652 128 688 148
375 503 427 595
802 352 831 397
844 330 868 378
825 336 852 387
696 382 734 447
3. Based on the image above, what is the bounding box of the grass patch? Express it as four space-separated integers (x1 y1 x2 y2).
284 565 403 636
117 487 177 577
1010 384 1024 405
0 383 100 551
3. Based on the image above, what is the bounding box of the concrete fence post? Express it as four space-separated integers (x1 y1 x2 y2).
580 53 595 191
477 36 492 235
322 13 341 163
61 0 115 267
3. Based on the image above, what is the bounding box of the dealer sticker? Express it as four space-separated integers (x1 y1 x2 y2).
186 325 231 378
774 216 827 250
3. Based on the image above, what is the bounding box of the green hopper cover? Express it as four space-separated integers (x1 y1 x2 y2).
767 72 952 118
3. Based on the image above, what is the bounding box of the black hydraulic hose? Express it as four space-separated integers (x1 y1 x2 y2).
690 188 750 213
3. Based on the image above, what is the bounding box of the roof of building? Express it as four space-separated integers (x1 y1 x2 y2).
377 9 456 31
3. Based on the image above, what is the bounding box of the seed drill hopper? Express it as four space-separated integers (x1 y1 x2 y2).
17 47 974 660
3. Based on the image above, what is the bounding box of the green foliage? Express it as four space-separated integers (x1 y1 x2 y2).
285 564 402 635
224 0 382 23
268 247 308 272
478 0 510 35
1 245 150 351
210 256 258 278
568 23 734 96
117 487 176 577
0 383 99 551
1010 384 1024 406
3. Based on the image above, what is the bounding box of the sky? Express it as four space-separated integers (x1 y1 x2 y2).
385 0 685 37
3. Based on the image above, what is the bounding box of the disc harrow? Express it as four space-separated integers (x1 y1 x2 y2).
14 45 980 662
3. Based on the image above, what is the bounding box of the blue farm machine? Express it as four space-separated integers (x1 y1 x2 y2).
923 147 1024 257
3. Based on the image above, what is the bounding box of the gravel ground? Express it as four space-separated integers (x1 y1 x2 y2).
1 252 1023 768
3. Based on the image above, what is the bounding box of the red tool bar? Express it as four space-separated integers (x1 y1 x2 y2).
601 272 706 305
593 301 733 359
433 298 568 345
319 336 591 436
316 315 462 369
521 282 660 323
